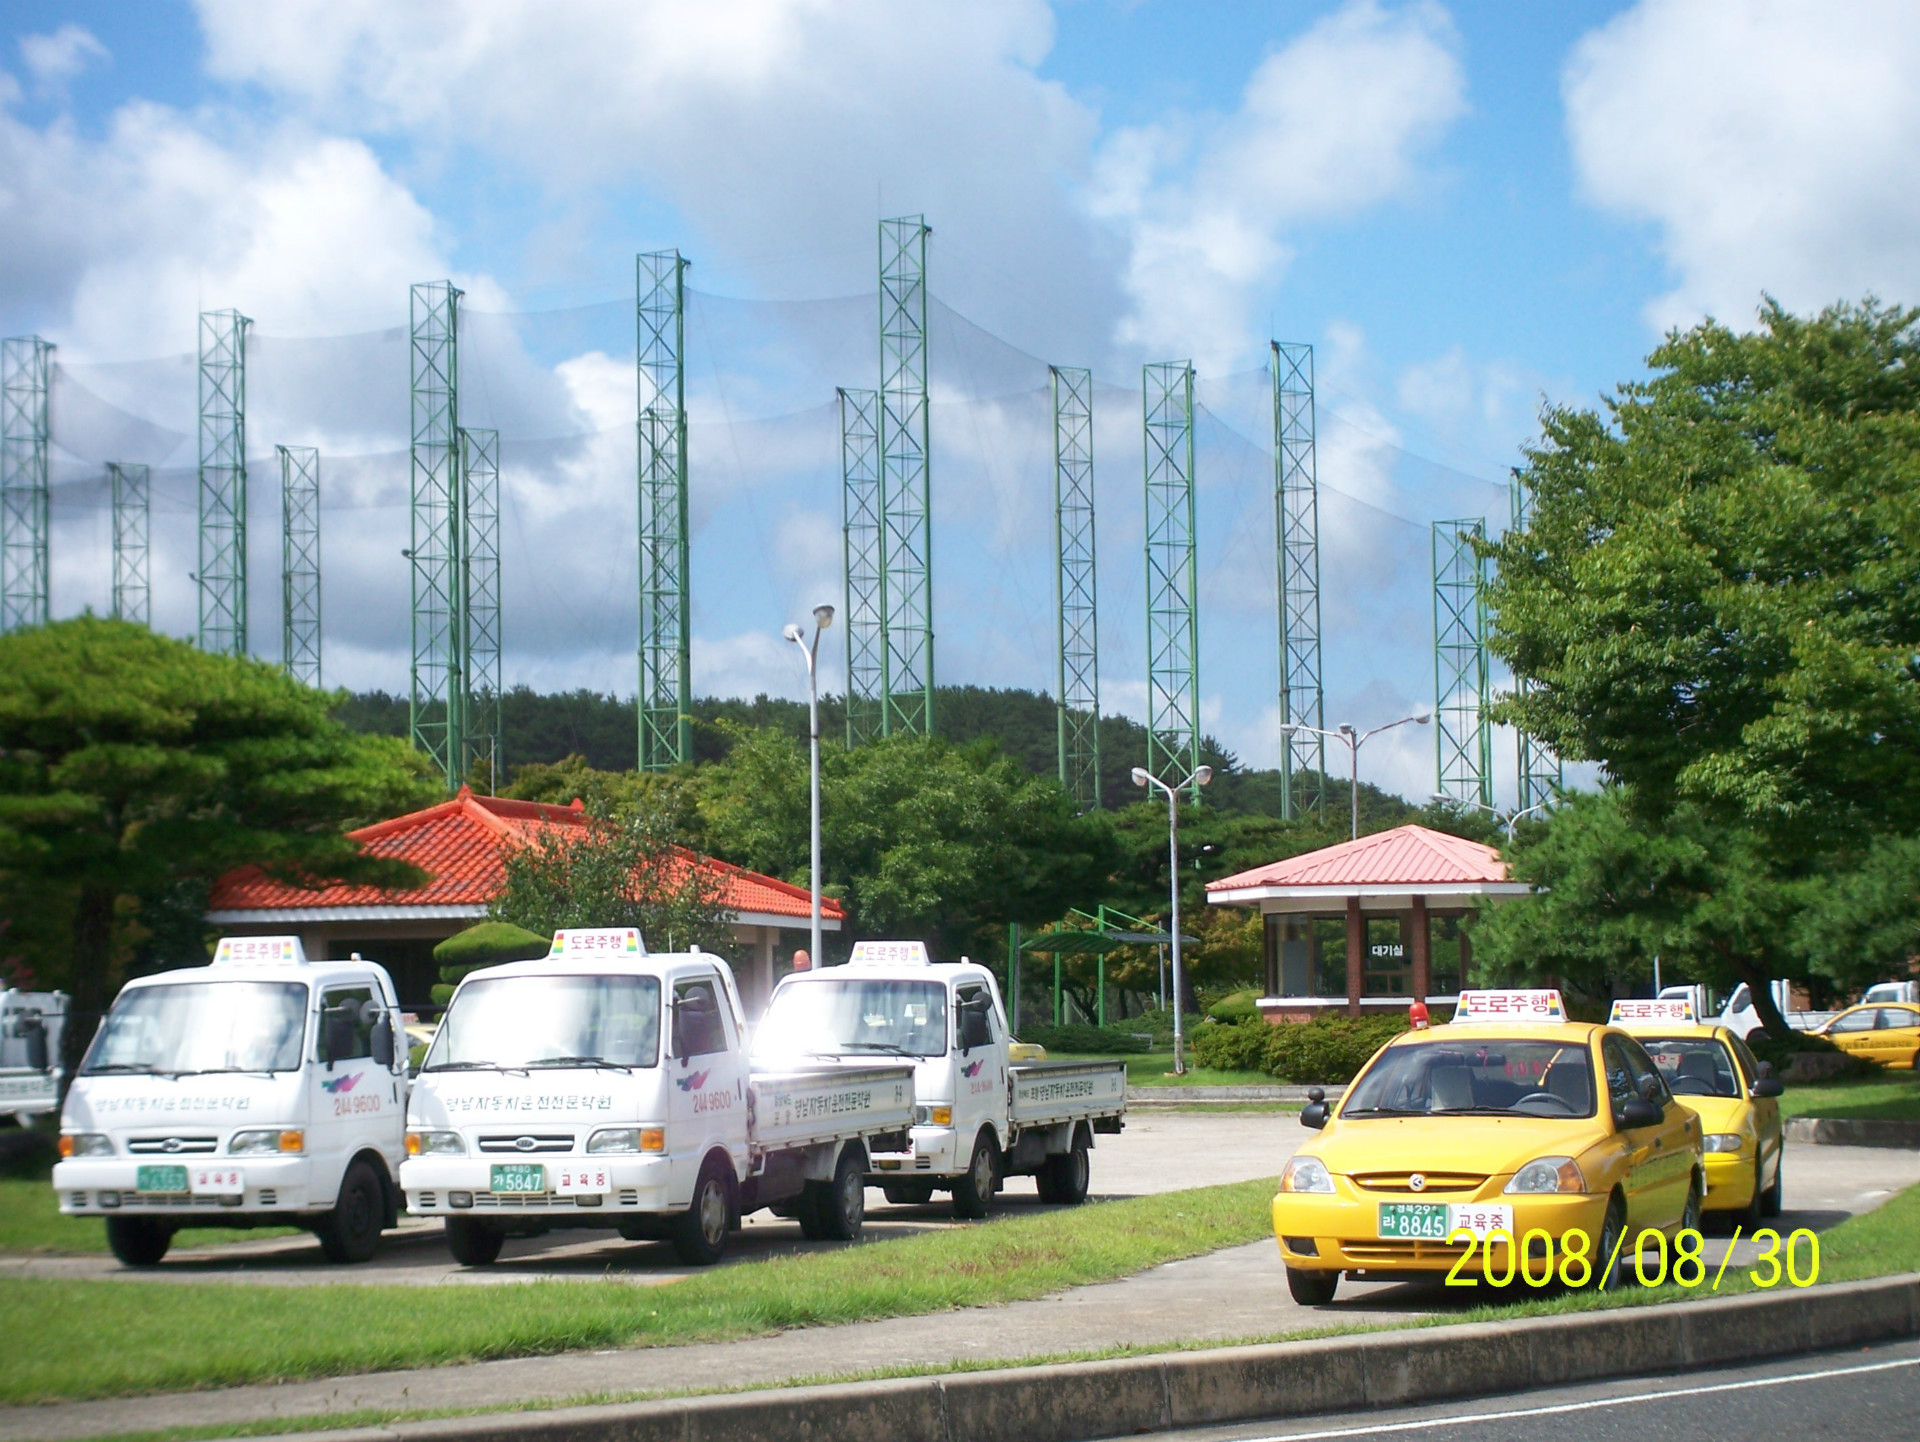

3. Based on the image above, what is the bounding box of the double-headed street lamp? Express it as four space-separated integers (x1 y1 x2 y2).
783 605 834 968
1280 712 1431 840
1441 795 1555 843
1130 763 1213 1076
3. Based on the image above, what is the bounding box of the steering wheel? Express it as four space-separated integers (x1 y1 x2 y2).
1513 1091 1577 1114
1665 1075 1716 1096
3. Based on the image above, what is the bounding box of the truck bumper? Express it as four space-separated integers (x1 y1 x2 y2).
868 1123 955 1177
400 1155 672 1216
53 1156 318 1216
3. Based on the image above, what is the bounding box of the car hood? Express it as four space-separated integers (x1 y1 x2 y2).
1672 1095 1750 1132
1308 1114 1603 1178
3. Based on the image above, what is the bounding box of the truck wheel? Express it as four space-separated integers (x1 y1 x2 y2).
444 1216 505 1266
105 1216 173 1267
673 1157 732 1266
1285 1266 1338 1306
1045 1130 1092 1206
316 1160 386 1264
794 1183 826 1240
815 1148 866 1242
883 1180 936 1206
950 1131 997 1220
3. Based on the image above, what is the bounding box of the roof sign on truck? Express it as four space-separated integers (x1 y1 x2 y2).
848 940 931 967
212 936 306 966
1453 989 1567 1024
1609 997 1697 1026
549 928 644 957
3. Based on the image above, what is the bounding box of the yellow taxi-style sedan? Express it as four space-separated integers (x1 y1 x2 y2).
1817 1002 1920 1069
1274 990 1703 1306
1608 998 1784 1225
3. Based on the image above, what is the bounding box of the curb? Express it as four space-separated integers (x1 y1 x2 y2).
211 1273 1920 1442
1785 1115 1920 1148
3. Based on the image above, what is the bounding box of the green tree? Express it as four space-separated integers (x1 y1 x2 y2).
0 618 436 1070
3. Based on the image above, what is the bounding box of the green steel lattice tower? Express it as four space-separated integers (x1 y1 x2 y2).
840 386 885 747
879 216 933 736
409 280 465 791
277 446 320 686
461 427 502 787
637 250 691 770
1433 517 1492 807
1510 473 1562 809
1144 361 1202 801
1052 365 1100 810
198 310 251 656
1 336 53 633
1273 341 1325 819
109 462 149 627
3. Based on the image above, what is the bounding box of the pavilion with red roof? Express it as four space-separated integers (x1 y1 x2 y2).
207 787 843 1012
1205 825 1530 1021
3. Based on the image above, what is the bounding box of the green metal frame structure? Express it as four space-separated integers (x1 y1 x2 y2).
1434 517 1492 807
108 462 149 626
461 427 502 788
1051 365 1100 810
1 336 53 633
277 446 320 686
1144 361 1202 801
1510 473 1562 809
636 249 691 771
197 310 251 656
878 216 934 736
840 386 885 747
1273 340 1325 819
409 280 465 791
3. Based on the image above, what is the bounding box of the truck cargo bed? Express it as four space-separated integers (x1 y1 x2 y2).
1008 1059 1127 1129
747 1064 916 1152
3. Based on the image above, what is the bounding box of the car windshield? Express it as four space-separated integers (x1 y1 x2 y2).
425 975 661 1070
1638 1036 1741 1098
83 980 308 1075
754 978 950 1059
1342 1037 1596 1118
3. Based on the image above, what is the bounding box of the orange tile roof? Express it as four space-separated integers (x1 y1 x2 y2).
1207 824 1511 892
209 787 844 923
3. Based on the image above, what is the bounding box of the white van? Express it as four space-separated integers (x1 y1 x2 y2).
53 937 408 1266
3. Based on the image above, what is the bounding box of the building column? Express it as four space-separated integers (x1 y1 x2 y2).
756 928 775 1015
1410 895 1431 1003
1345 897 1364 1018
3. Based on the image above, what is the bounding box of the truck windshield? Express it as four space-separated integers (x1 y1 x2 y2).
425 975 661 1070
755 978 950 1059
1342 1038 1596 1118
83 981 308 1076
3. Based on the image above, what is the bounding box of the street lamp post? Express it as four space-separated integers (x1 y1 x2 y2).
1440 795 1554 844
783 605 835 968
1281 713 1431 840
1131 763 1213 1076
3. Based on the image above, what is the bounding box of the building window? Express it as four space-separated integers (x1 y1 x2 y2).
1265 915 1353 998
1365 916 1409 996
1430 913 1470 995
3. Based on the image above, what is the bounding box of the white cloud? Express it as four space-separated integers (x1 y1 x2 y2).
1565 0 1920 330
19 24 107 92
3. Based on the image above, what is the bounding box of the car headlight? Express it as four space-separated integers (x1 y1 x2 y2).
229 1129 304 1155
913 1106 953 1127
58 1133 112 1158
1279 1156 1335 1194
587 1128 654 1154
1703 1133 1744 1153
404 1130 464 1156
1504 1156 1586 1194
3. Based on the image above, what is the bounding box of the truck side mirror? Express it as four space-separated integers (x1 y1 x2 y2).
370 1015 395 1069
1300 1086 1328 1129
321 1008 356 1069
1750 1077 1783 1098
958 1000 991 1052
16 1013 48 1072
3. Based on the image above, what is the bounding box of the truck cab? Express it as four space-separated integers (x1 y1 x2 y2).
53 936 408 1267
1 988 67 1124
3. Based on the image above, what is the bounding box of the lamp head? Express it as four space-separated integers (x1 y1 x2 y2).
813 604 835 630
1413 710 1432 724
782 623 804 644
1337 723 1356 736
1194 765 1213 786
1129 767 1151 787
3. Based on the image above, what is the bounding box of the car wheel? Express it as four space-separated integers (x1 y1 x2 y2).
1737 1156 1765 1230
672 1157 732 1266
813 1148 866 1243
1594 1194 1628 1290
1286 1266 1339 1306
316 1160 386 1264
1680 1176 1703 1237
950 1131 997 1220
444 1216 505 1266
882 1180 936 1206
105 1216 173 1267
1761 1152 1784 1218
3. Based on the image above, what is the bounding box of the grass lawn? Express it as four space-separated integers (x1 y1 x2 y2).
1052 1051 1275 1088
0 1178 299 1255
1778 1071 1920 1122
0 1175 1279 1405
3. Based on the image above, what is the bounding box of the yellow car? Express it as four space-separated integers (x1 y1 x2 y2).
1609 999 1784 1224
1817 1002 1920 1069
1274 990 1703 1306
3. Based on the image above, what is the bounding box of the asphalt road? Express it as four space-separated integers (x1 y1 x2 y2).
1150 1337 1920 1442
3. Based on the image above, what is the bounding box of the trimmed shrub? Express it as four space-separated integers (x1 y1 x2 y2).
1206 990 1260 1024
434 921 550 989
1016 1023 1153 1055
1264 1013 1408 1084
1188 1017 1270 1072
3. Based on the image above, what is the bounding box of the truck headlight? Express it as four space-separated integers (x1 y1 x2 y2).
1703 1133 1744 1153
913 1106 952 1127
405 1130 464 1156
58 1133 112 1158
587 1128 646 1154
1504 1157 1586 1194
228 1129 305 1155
1279 1156 1335 1194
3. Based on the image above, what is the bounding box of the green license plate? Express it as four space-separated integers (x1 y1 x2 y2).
489 1162 546 1195
136 1164 189 1194
1377 1202 1452 1240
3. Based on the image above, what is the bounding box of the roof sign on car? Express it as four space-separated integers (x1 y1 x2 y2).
212 936 306 966
1453 989 1567 1024
549 928 645 956
1608 997 1697 1026
849 940 932 967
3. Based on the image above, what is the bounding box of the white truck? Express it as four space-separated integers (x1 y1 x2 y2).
1 988 67 1123
751 940 1127 1217
52 936 409 1267
1664 982 1835 1038
399 928 917 1267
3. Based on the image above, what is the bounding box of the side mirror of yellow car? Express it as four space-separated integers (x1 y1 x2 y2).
1751 1077 1783 1098
1300 1087 1330 1130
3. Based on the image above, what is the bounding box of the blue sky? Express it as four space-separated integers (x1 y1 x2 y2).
3 0 1917 802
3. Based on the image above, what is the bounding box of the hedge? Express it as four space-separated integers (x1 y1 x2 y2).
1015 1022 1154 1055
1189 1012 1409 1084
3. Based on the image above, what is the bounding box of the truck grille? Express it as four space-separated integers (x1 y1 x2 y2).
477 1134 575 1153
127 1136 219 1155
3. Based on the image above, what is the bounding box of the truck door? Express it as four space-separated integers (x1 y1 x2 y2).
952 981 1003 1152
666 973 744 1205
310 982 392 1206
